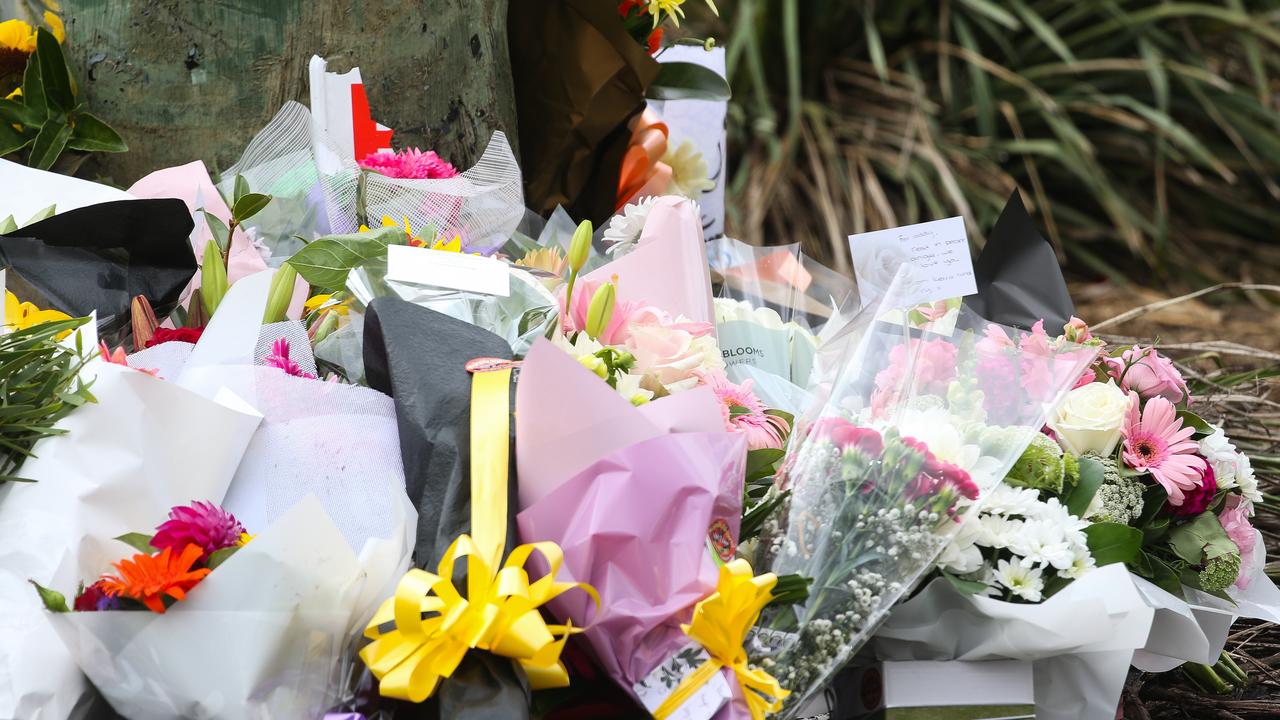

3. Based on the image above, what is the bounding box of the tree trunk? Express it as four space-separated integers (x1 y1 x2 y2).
57 0 516 183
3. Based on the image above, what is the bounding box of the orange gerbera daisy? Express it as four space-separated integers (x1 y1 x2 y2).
98 543 212 613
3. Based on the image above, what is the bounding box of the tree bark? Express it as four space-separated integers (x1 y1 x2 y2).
57 0 517 183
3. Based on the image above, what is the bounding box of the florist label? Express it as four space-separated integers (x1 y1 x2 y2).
386 244 510 297
715 321 790 378
848 216 976 309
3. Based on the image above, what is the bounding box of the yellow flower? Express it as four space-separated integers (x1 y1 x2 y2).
429 233 462 252
514 246 567 278
303 293 350 316
0 12 65 54
647 0 687 28
4 290 72 330
662 140 715 199
237 532 255 547
6 87 20 99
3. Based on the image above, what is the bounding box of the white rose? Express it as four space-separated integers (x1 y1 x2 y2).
1048 381 1130 456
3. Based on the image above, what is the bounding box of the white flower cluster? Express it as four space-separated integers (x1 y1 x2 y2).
1199 426 1261 507
939 484 1095 602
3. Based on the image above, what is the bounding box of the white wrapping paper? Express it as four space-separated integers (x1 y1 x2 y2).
0 327 262 718
48 495 411 719
874 564 1154 720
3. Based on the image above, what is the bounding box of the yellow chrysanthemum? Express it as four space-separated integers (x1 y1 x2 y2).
303 293 350 316
4 290 72 330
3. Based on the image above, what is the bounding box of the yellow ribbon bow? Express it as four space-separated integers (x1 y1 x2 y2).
653 559 790 720
359 366 599 702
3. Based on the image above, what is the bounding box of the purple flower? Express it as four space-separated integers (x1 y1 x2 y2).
151 501 246 560
265 338 316 379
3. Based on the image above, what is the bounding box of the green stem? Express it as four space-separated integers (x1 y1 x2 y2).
1182 663 1231 695
356 169 370 229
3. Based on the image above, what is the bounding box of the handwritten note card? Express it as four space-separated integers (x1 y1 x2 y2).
848 216 976 308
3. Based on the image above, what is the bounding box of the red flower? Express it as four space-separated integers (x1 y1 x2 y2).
73 581 119 612
617 0 644 16
646 27 664 55
812 418 883 456
1168 460 1218 517
145 326 205 348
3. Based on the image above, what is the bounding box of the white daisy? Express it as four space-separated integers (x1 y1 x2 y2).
603 196 657 257
994 558 1045 602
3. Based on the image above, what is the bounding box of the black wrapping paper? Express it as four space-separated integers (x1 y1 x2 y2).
358 296 529 720
0 199 196 342
509 0 659 223
965 191 1076 332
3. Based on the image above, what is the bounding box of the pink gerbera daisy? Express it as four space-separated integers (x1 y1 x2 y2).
265 338 316 379
1121 395 1206 506
358 148 459 180
697 370 790 450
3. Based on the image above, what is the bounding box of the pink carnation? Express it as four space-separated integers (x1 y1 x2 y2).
1167 460 1217 517
810 417 883 456
1107 346 1189 404
358 148 459 179
151 501 245 560
1219 495 1257 590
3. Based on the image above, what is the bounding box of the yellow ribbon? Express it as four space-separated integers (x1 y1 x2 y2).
360 365 600 702
652 559 790 720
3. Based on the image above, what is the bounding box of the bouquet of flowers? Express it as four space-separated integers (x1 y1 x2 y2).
747 282 1098 716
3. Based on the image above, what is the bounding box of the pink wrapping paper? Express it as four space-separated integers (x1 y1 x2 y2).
584 196 715 325
515 430 746 700
515 339 724 511
128 161 307 319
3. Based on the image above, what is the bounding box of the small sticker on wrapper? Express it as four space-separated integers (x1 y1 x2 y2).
634 643 733 720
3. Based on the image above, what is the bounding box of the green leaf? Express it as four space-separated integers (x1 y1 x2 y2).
201 211 230 252
1135 484 1168 528
1169 511 1237 565
957 0 1021 30
23 204 56 227
1065 456 1105 518
29 580 69 613
0 215 16 235
941 569 990 596
1149 556 1184 596
21 48 46 119
1143 516 1170 545
285 225 403 291
233 175 250 204
231 192 272 222
35 28 73 113
114 532 157 554
1010 0 1075 64
28 119 71 170
647 62 732 101
745 447 785 482
0 120 31 158
1177 410 1213 437
206 545 239 570
1084 522 1143 566
0 98 43 128
66 112 127 153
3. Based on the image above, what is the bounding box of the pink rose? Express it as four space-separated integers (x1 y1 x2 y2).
625 317 722 393
1219 495 1256 590
1063 316 1093 343
1107 346 1189 404
871 339 957 416
1168 460 1217 517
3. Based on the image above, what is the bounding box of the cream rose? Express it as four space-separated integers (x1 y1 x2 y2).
1048 381 1130 456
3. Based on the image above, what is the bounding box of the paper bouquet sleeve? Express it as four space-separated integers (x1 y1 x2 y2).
0 355 261 719
966 192 1076 332
47 496 385 720
873 564 1154 720
360 296 531 720
0 198 197 343
583 196 715 325
509 0 659 222
517 430 746 706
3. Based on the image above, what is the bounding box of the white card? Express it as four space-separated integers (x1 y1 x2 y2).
650 46 728 241
849 216 976 309
385 244 510 297
0 268 6 330
634 644 732 720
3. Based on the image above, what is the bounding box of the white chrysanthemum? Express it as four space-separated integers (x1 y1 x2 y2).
939 515 984 574
974 515 1023 550
980 484 1044 517
994 558 1045 602
1199 427 1240 490
1009 520 1075 571
1061 546 1097 580
662 140 716 199
604 196 657 257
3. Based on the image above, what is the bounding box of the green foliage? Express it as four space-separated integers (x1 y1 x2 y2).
720 1 1280 279
285 225 406 291
29 580 69 613
0 28 126 169
114 532 157 555
1083 521 1143 566
0 317 94 482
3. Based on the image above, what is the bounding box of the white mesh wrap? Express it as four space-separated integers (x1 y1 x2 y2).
255 320 319 378
221 101 525 253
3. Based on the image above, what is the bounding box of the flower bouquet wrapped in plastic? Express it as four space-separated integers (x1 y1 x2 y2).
748 273 1097 716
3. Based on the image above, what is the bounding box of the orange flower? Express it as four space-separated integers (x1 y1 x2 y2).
98 544 212 613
